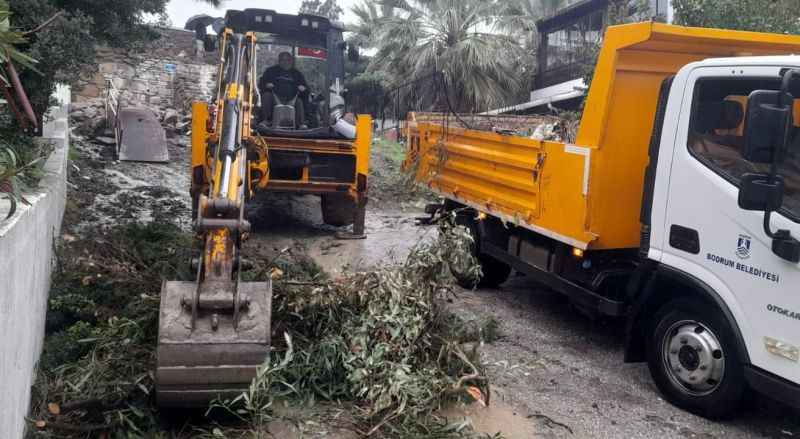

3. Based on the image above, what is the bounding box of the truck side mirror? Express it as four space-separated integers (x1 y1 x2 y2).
738 173 784 211
739 69 800 264
742 90 790 164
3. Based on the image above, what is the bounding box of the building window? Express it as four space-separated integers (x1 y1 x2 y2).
538 7 605 89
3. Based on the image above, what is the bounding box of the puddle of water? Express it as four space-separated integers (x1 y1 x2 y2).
440 396 538 439
307 213 428 274
246 192 431 275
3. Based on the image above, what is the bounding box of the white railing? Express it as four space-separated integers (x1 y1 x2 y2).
105 79 121 147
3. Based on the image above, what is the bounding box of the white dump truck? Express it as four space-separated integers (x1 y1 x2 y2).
406 22 800 418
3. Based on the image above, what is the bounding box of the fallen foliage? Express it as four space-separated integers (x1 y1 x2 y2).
410 112 579 143
29 223 192 437
211 216 495 437
29 217 500 438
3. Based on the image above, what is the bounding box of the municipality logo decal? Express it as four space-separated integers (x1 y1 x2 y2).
736 234 752 259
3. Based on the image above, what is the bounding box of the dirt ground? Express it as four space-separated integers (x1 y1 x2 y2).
61 127 800 438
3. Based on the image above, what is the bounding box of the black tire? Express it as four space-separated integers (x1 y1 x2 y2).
450 213 511 289
321 194 355 227
646 297 746 419
476 254 512 288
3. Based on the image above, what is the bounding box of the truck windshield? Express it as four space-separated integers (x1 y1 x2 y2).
687 77 800 220
256 41 326 96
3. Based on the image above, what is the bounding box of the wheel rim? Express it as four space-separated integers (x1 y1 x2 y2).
661 319 725 396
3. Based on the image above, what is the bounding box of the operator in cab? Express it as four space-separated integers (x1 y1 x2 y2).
258 51 309 129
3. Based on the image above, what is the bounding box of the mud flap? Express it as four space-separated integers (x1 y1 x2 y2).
156 280 272 407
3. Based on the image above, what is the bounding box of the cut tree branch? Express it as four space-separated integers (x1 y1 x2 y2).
23 11 65 36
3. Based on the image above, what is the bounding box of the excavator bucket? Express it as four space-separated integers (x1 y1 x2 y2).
156 280 272 407
116 108 169 162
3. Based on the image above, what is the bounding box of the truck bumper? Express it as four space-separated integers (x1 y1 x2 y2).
744 365 800 409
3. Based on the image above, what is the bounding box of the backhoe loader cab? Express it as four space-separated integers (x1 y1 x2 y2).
225 9 350 137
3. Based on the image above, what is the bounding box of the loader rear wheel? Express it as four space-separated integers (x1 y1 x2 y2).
646 298 745 419
321 193 355 227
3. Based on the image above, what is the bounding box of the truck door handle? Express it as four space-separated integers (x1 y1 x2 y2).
670 224 700 255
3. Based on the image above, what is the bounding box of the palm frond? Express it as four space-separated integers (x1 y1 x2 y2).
196 0 226 7
362 0 529 111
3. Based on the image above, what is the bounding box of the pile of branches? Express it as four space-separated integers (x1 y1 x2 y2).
215 217 493 437
30 218 495 437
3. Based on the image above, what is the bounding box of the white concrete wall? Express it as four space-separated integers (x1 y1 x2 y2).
0 95 69 439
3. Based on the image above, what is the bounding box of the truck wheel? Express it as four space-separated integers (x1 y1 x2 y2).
321 194 355 227
646 298 745 419
450 216 511 289
477 255 512 288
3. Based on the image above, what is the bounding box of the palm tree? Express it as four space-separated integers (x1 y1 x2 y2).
197 0 226 7
368 0 526 112
348 1 394 49
495 0 538 35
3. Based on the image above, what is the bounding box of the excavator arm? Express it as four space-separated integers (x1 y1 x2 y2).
156 30 272 407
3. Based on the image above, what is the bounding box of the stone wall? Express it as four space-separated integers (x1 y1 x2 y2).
0 96 70 439
72 27 217 127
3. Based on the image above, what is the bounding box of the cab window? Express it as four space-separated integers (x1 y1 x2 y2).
255 40 326 95
688 77 800 220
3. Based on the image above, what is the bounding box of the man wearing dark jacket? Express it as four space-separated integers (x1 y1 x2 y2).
258 51 309 128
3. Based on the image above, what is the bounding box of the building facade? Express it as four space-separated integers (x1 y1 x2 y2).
488 0 672 114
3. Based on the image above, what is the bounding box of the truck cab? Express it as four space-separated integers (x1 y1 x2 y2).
642 56 800 414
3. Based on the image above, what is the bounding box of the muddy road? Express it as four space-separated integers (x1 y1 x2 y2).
451 280 800 439
245 192 424 277
62 129 800 438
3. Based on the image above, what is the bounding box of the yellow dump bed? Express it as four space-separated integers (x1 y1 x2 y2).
406 22 800 250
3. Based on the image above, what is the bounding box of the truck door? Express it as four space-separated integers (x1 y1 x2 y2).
662 66 800 385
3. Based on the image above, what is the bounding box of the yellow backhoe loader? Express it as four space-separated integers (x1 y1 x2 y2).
156 9 371 406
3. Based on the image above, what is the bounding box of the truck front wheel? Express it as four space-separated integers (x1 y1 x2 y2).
475 255 512 288
450 217 511 289
646 298 745 419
